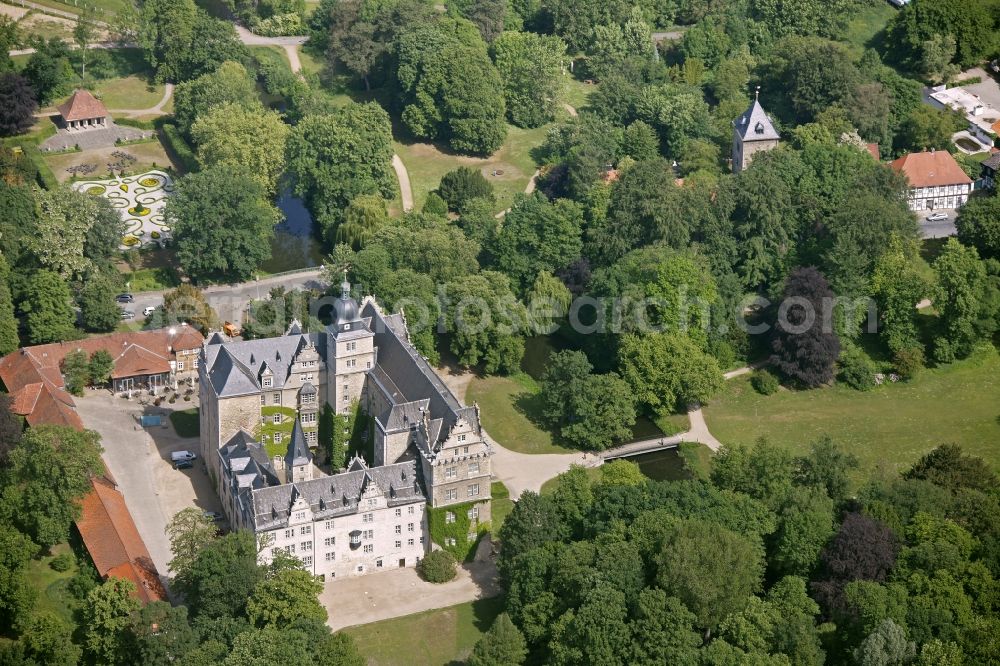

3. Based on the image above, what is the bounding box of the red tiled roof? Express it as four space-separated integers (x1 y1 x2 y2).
890 150 972 188
77 477 167 604
111 345 171 379
56 89 108 122
866 143 880 161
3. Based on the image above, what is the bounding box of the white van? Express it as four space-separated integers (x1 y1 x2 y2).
171 450 197 462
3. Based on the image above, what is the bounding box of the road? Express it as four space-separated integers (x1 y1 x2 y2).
125 267 329 326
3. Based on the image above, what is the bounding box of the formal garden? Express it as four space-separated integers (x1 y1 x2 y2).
72 169 174 248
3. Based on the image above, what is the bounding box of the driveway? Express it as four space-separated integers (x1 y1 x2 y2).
959 68 1000 110
918 209 957 239
74 393 222 585
323 540 500 631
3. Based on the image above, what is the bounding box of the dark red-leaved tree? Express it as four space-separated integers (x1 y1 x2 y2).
0 73 38 137
811 512 898 617
770 266 841 387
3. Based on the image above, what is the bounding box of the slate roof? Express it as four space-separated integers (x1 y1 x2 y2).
250 460 426 531
363 300 479 441
734 99 780 142
285 418 312 468
982 152 1000 172
57 89 108 121
203 333 318 397
891 150 973 188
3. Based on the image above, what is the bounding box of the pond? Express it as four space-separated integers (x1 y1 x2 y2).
611 448 691 482
955 137 984 152
260 188 326 274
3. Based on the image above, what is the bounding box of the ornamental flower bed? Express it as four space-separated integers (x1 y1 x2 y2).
72 170 174 249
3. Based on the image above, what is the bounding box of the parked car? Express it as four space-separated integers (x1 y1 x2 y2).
142 306 157 317
926 212 949 222
990 59 999 75
116 293 134 303
171 450 197 462
120 309 136 320
203 511 223 521
173 459 193 470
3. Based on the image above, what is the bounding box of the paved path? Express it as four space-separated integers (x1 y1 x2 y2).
10 40 126 57
393 154 414 212
323 543 499 631
234 23 307 47
494 169 541 218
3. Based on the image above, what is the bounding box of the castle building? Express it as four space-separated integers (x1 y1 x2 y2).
198 280 493 578
732 92 780 173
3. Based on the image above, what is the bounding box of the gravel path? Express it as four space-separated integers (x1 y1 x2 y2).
393 154 414 212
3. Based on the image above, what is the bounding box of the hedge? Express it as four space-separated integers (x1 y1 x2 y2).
427 500 489 562
114 117 157 130
159 123 199 174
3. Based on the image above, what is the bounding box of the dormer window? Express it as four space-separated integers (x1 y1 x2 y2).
262 377 272 388
754 122 765 134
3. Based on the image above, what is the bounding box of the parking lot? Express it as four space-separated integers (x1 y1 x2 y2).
918 208 957 239
74 393 221 580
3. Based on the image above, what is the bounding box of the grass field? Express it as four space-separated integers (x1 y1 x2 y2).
840 3 896 56
490 481 513 533
703 347 1000 483
342 596 504 666
467 372 570 454
91 76 164 110
45 139 175 182
24 543 79 627
169 408 200 438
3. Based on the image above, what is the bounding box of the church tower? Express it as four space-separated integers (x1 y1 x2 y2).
325 276 375 414
732 89 780 173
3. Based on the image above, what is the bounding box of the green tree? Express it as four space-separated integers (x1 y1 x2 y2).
168 165 280 282
897 105 964 152
174 531 264 619
191 102 289 196
956 195 1000 260
72 8 97 80
711 440 796 508
888 0 998 69
920 33 960 84
549 583 633 665
395 17 507 155
246 568 327 628
88 350 115 387
630 588 702 663
855 618 916 666
438 166 495 212
621 120 660 161
79 272 121 333
468 612 527 666
0 525 39 632
761 36 861 123
485 193 583 294
769 485 836 578
22 612 81 666
31 188 112 280
286 104 396 244
545 0 629 53
0 257 19 355
540 350 592 425
656 518 765 635
794 436 859 504
20 270 76 345
441 271 527 374
618 333 723 416
150 283 219 334
417 549 458 583
560 373 636 450
172 61 259 136
0 73 37 137
223 626 313 666
61 349 91 396
139 0 246 82
22 47 71 106
491 31 565 128
932 238 993 360
336 195 389 249
82 578 142 664
126 602 197 666
634 85 713 157
166 507 219 578
871 236 927 355
0 425 104 548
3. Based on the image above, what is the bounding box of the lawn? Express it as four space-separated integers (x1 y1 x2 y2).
342 596 504 666
23 543 79 628
91 76 165 110
703 347 1000 483
490 481 513 533
45 139 176 182
839 3 896 56
169 408 200 438
466 372 571 455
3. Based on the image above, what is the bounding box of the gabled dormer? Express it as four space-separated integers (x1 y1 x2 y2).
259 361 273 389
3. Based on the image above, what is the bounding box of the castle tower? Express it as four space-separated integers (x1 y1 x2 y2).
285 418 312 484
732 89 780 173
325 276 375 414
